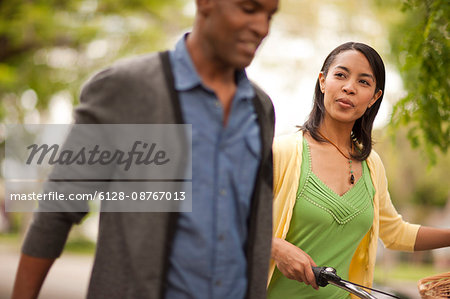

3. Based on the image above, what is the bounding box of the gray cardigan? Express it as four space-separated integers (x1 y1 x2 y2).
22 52 275 299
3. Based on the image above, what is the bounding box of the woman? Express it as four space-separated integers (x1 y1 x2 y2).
267 42 450 298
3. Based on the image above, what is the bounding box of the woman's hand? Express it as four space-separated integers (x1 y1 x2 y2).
271 237 319 290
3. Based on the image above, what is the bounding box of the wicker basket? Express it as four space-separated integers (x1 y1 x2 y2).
418 272 450 299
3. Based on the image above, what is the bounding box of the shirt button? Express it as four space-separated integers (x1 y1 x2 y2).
219 189 226 196
215 280 222 286
215 101 221 108
218 234 225 241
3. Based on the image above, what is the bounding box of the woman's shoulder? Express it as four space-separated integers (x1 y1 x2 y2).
367 148 383 167
273 131 303 155
366 148 387 184
272 131 305 172
274 130 303 146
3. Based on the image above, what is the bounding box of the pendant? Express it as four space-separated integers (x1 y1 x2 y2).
350 174 355 184
349 160 354 184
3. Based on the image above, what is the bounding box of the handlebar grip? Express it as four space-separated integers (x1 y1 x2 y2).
312 266 329 287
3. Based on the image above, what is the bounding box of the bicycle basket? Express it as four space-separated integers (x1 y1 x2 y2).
417 271 450 299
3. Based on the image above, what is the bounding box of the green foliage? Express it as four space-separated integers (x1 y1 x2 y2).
0 0 189 124
388 0 449 164
374 128 449 212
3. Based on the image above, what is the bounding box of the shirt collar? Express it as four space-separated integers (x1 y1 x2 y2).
171 33 202 91
171 33 255 100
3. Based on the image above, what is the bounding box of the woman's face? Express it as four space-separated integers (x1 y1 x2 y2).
319 50 382 124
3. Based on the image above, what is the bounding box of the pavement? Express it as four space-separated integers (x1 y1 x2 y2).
373 282 421 299
0 243 93 299
0 243 423 299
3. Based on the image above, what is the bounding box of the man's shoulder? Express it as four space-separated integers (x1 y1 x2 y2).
250 81 271 101
83 52 163 86
109 52 162 73
79 51 170 105
249 81 274 116
75 51 176 123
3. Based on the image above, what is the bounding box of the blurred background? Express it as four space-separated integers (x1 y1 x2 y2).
0 0 448 298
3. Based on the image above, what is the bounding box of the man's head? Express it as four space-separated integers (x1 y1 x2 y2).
192 0 279 69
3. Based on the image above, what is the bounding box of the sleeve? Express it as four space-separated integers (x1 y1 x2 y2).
268 133 303 283
21 67 118 259
273 134 299 199
22 212 84 258
373 152 420 251
272 133 303 239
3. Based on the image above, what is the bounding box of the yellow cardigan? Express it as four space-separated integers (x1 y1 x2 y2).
269 131 420 290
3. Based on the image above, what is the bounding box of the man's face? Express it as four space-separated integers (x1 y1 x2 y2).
202 0 279 69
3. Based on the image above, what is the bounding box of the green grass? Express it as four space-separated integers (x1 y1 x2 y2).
64 237 96 255
0 232 96 255
0 232 21 248
374 263 439 282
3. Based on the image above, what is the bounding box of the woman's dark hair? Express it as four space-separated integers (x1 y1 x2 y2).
301 42 386 161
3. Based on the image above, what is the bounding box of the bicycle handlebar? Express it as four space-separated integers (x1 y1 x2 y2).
312 266 377 299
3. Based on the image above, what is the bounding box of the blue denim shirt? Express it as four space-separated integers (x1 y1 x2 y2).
165 35 262 299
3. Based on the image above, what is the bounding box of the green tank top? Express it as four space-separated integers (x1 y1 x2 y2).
268 137 375 299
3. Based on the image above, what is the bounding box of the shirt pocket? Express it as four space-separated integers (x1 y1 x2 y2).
236 130 262 206
244 131 262 159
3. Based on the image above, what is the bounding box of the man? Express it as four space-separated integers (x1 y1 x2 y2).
12 0 279 298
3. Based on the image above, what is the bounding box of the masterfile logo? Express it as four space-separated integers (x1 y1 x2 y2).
26 141 170 171
4 124 192 213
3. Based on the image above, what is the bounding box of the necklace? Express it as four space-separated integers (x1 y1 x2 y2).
317 131 355 184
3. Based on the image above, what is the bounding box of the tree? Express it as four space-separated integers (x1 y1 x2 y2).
374 128 449 218
0 0 189 123
383 0 449 164
0 0 190 234
0 0 190 177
